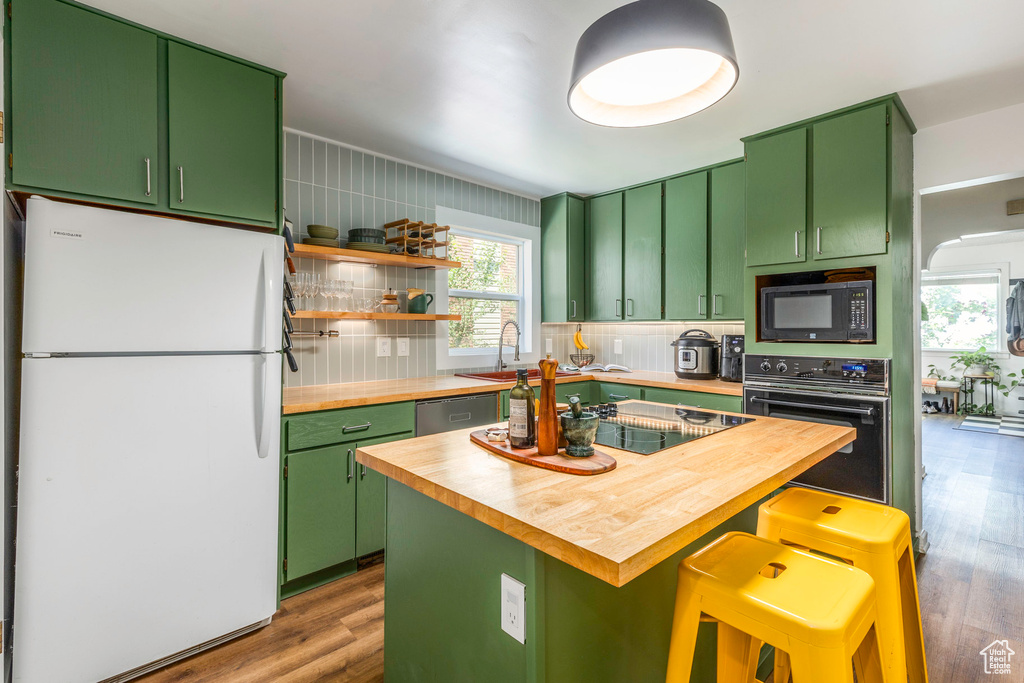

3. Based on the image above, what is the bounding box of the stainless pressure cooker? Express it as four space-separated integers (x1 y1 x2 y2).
670 329 720 380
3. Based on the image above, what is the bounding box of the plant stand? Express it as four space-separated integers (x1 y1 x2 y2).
962 374 996 416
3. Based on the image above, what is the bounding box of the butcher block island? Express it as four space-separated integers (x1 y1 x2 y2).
356 404 856 683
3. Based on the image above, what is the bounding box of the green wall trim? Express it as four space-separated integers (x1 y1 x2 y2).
741 93 917 143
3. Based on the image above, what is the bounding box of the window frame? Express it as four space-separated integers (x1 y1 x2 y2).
434 206 541 371
920 262 1009 354
446 231 526 356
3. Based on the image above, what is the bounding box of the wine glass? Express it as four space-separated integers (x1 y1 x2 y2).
291 273 307 311
308 273 324 312
340 280 354 311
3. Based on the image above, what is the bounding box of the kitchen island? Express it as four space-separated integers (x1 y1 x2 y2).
356 406 855 682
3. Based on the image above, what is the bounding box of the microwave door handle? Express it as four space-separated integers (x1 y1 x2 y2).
750 396 876 417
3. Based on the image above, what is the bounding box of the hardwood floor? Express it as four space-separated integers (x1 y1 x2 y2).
916 414 1024 683
141 415 1023 682
139 562 384 683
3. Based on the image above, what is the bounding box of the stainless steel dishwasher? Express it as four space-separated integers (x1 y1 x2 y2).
415 394 499 436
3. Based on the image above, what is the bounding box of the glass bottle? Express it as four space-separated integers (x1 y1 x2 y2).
508 369 537 448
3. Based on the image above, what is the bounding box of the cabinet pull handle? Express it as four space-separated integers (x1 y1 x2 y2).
342 421 372 433
816 226 823 255
571 299 577 319
177 166 185 203
794 230 801 257
144 158 151 197
360 464 367 479
347 449 354 481
626 299 634 317
615 299 621 317
698 294 706 316
713 294 721 315
609 394 628 401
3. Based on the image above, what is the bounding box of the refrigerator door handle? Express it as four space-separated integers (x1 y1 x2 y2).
255 355 274 459
260 248 277 353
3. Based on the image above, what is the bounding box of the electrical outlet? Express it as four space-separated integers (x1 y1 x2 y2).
545 338 553 354
376 337 392 357
500 574 526 644
614 339 623 355
397 337 410 357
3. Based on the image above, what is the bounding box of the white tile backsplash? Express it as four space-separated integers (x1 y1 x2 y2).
283 129 541 388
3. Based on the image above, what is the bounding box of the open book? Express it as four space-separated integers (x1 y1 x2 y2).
585 363 632 373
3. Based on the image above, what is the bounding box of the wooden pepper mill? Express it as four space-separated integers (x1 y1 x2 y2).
537 354 559 456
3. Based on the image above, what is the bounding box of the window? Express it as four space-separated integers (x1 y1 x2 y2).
921 270 1000 351
446 230 525 352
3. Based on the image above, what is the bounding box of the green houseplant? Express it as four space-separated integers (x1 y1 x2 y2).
949 347 996 377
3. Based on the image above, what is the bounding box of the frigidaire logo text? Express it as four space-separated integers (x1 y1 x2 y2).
51 229 83 239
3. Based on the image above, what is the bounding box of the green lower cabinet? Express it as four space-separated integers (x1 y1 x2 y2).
642 387 742 413
557 382 592 407
355 433 411 557
284 443 357 583
598 383 642 403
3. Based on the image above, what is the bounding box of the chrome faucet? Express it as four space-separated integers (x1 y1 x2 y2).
496 320 521 371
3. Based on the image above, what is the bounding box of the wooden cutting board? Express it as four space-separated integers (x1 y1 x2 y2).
469 430 616 475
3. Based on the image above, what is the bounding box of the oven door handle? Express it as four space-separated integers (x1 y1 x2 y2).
750 396 876 418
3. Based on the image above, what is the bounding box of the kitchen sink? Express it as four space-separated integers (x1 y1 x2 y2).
455 369 580 382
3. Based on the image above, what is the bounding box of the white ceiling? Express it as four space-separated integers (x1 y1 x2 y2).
84 0 1024 197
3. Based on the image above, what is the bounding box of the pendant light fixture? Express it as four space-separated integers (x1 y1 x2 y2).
568 0 739 127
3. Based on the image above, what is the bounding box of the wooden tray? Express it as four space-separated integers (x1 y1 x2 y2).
469 430 616 475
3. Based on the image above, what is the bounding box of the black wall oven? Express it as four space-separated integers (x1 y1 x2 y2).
743 355 891 504
760 280 874 342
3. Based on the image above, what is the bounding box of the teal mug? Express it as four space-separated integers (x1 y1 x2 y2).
408 293 434 314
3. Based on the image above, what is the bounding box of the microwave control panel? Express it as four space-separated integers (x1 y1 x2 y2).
848 288 871 338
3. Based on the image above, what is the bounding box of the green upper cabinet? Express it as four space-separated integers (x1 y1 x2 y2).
168 42 278 225
664 172 708 320
586 192 624 321
7 0 283 229
744 128 808 267
709 162 745 319
11 0 159 205
284 444 357 582
811 105 889 260
623 183 663 320
541 193 586 322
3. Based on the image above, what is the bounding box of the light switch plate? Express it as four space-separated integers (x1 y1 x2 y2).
614 339 623 355
500 573 526 644
376 337 392 357
397 337 410 357
545 338 553 354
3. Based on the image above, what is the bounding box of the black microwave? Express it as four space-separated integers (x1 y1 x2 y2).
760 280 874 342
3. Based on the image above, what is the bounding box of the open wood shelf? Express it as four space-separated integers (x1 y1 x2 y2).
290 243 460 269
290 311 461 321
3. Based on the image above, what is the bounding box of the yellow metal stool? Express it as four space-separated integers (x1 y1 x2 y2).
665 532 889 683
758 488 927 683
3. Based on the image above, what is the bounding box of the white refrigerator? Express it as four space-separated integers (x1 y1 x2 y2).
13 197 283 683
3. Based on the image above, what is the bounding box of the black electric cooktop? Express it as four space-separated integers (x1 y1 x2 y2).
592 401 754 455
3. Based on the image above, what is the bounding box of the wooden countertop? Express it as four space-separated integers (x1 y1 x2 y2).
282 371 742 414
356 404 855 587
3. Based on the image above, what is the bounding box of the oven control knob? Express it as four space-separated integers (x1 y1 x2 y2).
776 362 789 373
760 360 772 372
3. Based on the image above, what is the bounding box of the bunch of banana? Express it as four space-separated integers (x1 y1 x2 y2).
572 327 589 351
